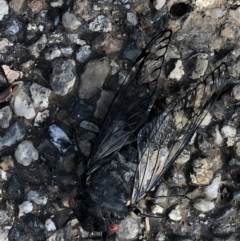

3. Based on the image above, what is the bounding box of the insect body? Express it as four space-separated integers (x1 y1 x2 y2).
70 30 228 236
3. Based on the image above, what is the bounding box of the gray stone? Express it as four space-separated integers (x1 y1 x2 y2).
80 121 99 132
229 7 240 25
117 216 139 240
76 45 91 63
4 18 22 35
127 12 137 25
28 34 48 58
79 58 110 99
62 11 81 30
193 199 215 212
0 122 26 149
0 106 12 128
89 15 112 32
50 58 76 96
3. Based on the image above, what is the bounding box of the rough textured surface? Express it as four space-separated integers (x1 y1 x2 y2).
0 0 240 240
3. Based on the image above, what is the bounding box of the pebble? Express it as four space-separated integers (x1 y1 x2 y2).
79 140 92 157
15 140 39 166
175 148 190 165
205 174 221 199
190 53 208 79
76 45 92 63
28 34 48 58
4 18 22 35
110 59 119 75
231 84 240 101
0 122 26 149
2 65 23 83
13 84 36 119
80 120 99 132
89 15 112 32
0 106 12 128
0 210 9 224
229 7 240 25
151 205 164 214
221 125 236 138
67 33 86 45
0 169 7 180
34 110 49 127
9 0 24 12
50 0 63 7
117 216 139 240
49 124 72 153
45 218 56 232
62 11 81 30
195 0 216 8
79 57 110 99
0 226 10 241
168 205 182 221
234 141 240 157
193 199 215 212
206 8 226 18
127 12 137 25
0 0 8 21
92 33 123 55
18 201 33 217
199 112 212 127
94 90 114 119
30 83 51 109
153 0 166 10
168 59 184 81
214 125 223 145
123 43 140 61
50 58 76 96
27 190 47 205
0 39 13 53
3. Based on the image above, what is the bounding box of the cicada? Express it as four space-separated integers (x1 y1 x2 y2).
68 30 229 238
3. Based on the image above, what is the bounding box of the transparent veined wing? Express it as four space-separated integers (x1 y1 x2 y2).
131 63 228 204
87 30 172 174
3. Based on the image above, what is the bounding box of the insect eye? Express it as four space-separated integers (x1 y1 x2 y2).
108 224 120 233
68 197 76 208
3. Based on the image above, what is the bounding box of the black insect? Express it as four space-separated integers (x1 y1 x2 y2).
68 30 229 238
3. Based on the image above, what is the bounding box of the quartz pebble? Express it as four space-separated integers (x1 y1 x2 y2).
193 199 215 212
18 201 33 217
45 218 56 232
89 15 112 32
62 11 81 30
15 140 39 166
0 38 13 53
168 205 182 221
76 45 91 63
196 0 216 8
153 0 166 10
221 125 236 138
0 0 9 21
30 83 51 109
127 12 137 25
168 59 184 81
49 124 72 153
205 174 221 199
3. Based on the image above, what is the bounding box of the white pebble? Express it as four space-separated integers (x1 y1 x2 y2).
15 140 39 166
193 199 215 212
205 174 221 199
0 0 9 21
200 112 212 127
127 12 137 25
0 226 10 241
168 205 182 221
27 190 47 205
232 84 240 101
169 59 184 81
214 125 223 145
18 201 33 217
221 125 236 138
153 0 166 10
45 218 56 232
152 205 164 214
30 83 51 109
0 169 7 181
196 0 216 8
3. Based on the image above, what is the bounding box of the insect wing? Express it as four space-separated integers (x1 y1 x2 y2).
131 63 228 204
87 30 172 174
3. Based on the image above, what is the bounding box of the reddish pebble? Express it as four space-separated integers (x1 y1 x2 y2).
68 197 76 208
108 224 120 233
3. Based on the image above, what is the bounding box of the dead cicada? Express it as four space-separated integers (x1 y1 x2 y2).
67 30 229 239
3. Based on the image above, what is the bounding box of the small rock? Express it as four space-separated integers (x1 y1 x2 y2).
234 141 240 157
110 59 119 75
45 218 56 232
193 199 215 212
79 140 92 157
0 226 10 241
151 205 164 214
0 106 12 128
62 11 81 30
28 34 48 58
175 148 190 165
50 0 63 7
76 45 91 63
13 84 36 119
89 15 112 32
50 58 76 96
18 201 33 217
229 7 240 25
80 121 99 132
117 216 138 240
0 0 9 21
205 174 221 199
15 140 39 166
79 57 110 99
168 205 182 221
4 18 22 35
196 0 216 8
0 156 14 171
28 0 43 12
67 34 86 45
127 12 137 25
206 8 226 18
200 112 212 127
30 83 51 109
153 0 166 10
190 53 208 79
9 0 24 12
123 43 140 62
94 90 114 119
231 84 240 101
0 210 10 224
0 39 13 54
0 169 7 180
221 125 236 138
34 110 49 127
49 124 72 153
73 0 93 22
2 65 23 83
168 59 184 81
92 33 123 55
214 125 223 145
221 24 235 38
27 190 47 205
0 122 26 149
